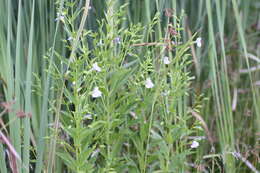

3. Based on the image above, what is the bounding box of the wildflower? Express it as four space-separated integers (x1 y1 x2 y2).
67 36 73 41
77 87 82 92
123 143 130 147
84 114 92 120
191 140 199 148
195 37 202 47
145 78 154 89
55 12 65 22
129 111 138 119
113 37 121 44
92 62 101 72
91 148 100 158
163 56 171 65
91 87 102 98
97 40 104 46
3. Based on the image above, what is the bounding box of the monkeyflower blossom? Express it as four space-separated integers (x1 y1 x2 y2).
113 37 121 44
191 140 199 148
90 148 100 158
84 114 92 120
92 62 101 72
163 56 171 65
195 37 202 47
67 36 73 41
55 12 65 22
145 78 154 89
91 87 102 98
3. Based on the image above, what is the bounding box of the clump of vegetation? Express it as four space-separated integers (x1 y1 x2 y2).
49 2 202 172
0 0 259 172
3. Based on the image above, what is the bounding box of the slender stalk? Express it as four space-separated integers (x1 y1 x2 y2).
35 1 65 172
46 1 90 172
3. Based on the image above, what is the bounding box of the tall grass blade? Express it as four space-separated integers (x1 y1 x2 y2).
35 0 65 172
23 0 35 172
206 0 235 172
14 0 23 172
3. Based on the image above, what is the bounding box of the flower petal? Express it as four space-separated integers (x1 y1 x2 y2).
92 62 101 72
191 140 199 148
163 56 170 64
92 87 102 98
196 37 202 47
145 78 154 88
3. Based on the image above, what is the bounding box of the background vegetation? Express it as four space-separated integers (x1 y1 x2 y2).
0 0 259 172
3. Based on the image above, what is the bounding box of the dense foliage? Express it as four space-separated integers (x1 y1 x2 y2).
0 0 259 172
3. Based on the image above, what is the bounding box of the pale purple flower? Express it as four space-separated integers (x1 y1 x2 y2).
55 12 65 22
191 140 199 148
91 87 102 98
84 114 92 119
67 36 73 41
123 143 130 147
92 62 101 72
163 56 170 64
195 37 202 47
113 37 121 44
91 148 100 158
145 78 154 89
129 111 138 119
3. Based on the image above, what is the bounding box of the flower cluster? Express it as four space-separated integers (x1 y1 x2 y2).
196 37 202 48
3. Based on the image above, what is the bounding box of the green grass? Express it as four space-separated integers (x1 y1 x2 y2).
0 0 259 172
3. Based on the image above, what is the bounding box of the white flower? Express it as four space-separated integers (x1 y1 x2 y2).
84 114 92 119
67 36 73 41
195 37 202 47
123 143 130 147
130 111 138 119
92 62 101 72
91 87 102 98
145 78 154 88
113 37 121 44
90 148 100 158
191 140 199 148
97 40 104 46
55 12 65 22
163 56 170 64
